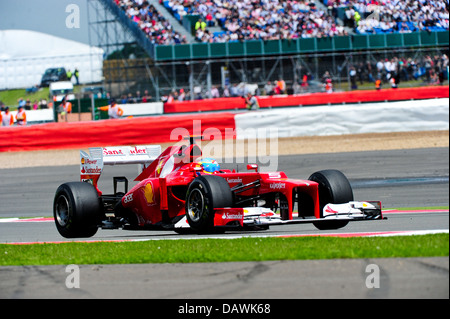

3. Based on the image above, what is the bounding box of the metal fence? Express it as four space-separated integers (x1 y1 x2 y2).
154 31 449 61
104 45 449 101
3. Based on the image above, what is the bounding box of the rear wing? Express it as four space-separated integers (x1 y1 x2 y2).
80 145 162 187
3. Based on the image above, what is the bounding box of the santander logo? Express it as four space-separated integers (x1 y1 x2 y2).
129 146 146 155
103 146 147 156
103 148 124 156
222 212 243 220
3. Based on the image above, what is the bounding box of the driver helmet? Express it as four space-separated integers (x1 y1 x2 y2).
197 158 220 174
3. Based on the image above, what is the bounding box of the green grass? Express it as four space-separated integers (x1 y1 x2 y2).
0 88 50 109
0 234 448 266
0 86 82 109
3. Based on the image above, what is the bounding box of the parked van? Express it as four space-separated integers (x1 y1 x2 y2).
41 68 68 87
49 81 75 102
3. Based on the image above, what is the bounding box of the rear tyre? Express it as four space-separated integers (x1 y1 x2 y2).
53 182 101 238
309 170 353 230
185 175 233 233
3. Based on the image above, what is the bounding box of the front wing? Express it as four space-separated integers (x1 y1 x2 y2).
174 201 383 229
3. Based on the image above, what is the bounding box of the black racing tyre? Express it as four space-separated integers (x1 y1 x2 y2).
309 169 353 230
53 182 101 238
185 175 233 233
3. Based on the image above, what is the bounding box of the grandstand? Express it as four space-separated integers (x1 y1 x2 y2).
108 0 449 45
89 0 449 100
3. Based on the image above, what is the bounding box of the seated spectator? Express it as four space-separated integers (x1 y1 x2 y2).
165 0 350 43
115 0 448 46
115 0 187 45
332 0 450 35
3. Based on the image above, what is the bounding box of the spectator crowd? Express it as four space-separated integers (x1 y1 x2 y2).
360 53 449 86
114 0 449 45
166 0 349 42
114 0 188 45
322 0 449 34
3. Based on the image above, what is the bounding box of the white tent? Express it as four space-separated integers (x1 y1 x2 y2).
0 29 104 89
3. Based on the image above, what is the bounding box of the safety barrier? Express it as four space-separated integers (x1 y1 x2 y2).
164 86 449 113
1 97 448 152
0 112 236 152
234 98 449 139
12 86 448 124
164 97 246 113
6 109 54 124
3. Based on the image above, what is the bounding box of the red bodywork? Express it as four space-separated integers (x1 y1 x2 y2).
120 142 320 227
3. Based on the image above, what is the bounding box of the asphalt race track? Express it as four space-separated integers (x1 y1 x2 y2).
0 147 448 241
1 147 448 219
0 147 448 299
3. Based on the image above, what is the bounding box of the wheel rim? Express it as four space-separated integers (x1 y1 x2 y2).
187 189 204 222
55 194 70 227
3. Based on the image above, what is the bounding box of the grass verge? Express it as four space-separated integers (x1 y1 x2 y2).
0 86 82 108
0 234 448 266
0 88 50 109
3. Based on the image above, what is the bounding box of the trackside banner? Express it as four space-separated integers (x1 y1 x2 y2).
0 113 237 152
0 90 448 152
164 86 449 113
234 98 449 139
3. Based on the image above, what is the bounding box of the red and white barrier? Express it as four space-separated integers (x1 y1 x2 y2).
0 97 448 152
0 112 237 152
164 86 449 113
234 98 449 139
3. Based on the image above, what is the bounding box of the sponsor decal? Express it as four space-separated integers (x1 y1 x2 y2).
227 178 242 184
103 146 148 157
103 148 125 156
123 193 133 204
222 212 243 220
325 205 338 214
81 158 98 165
129 146 147 155
270 182 285 189
260 212 276 218
80 166 102 174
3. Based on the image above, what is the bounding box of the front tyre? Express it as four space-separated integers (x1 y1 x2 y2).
185 175 233 233
53 182 101 238
309 170 353 230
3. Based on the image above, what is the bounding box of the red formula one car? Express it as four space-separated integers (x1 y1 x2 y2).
53 136 383 238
